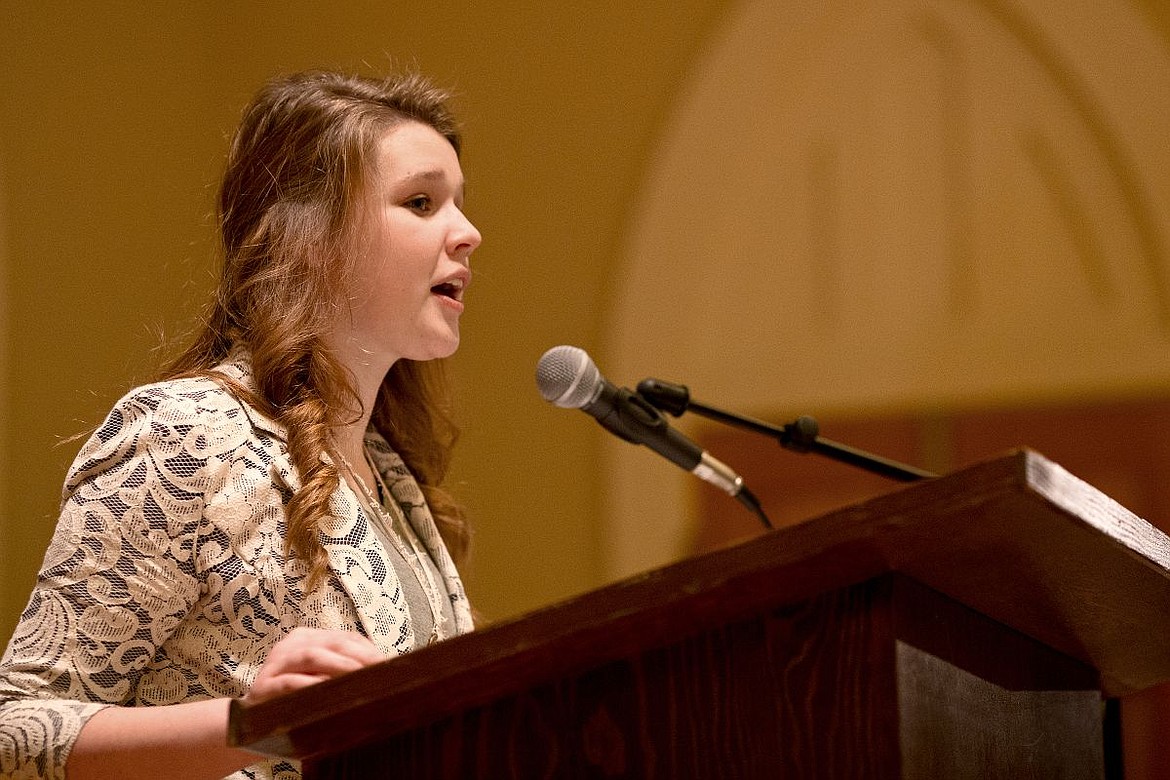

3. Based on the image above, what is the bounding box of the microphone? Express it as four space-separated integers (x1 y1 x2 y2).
536 346 769 527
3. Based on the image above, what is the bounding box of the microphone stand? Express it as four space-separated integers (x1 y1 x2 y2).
636 379 937 483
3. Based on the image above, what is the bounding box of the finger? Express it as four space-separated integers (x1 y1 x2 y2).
245 672 330 704
263 633 386 683
276 646 373 679
309 630 383 660
279 629 385 666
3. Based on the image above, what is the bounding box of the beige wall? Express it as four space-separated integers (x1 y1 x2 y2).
2 0 1168 645
605 0 1170 578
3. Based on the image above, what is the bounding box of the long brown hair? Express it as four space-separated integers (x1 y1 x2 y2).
166 70 470 585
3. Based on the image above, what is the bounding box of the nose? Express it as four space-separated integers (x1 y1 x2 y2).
449 207 482 263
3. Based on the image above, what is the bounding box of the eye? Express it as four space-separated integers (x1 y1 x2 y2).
403 194 433 214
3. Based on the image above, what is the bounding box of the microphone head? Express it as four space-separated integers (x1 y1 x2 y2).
536 345 601 409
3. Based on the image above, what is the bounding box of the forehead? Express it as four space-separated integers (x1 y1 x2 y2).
372 121 462 184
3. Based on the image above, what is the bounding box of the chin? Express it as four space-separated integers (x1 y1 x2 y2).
414 334 461 362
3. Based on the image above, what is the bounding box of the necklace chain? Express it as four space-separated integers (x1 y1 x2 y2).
337 446 446 645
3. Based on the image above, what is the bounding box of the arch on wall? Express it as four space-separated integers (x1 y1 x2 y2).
601 0 1170 580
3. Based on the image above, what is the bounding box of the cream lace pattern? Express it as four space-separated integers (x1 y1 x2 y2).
0 355 473 779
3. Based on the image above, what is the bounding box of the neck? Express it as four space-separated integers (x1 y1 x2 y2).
334 386 380 464
328 337 399 463
333 407 378 501
334 415 373 467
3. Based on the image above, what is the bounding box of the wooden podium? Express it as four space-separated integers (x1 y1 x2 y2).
229 451 1170 778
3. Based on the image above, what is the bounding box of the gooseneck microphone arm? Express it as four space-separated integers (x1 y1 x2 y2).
636 378 937 483
537 346 774 530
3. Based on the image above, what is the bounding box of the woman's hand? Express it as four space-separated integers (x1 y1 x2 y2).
244 627 386 705
67 628 386 780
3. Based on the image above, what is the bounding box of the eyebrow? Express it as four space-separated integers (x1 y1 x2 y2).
398 168 463 188
401 168 445 183
395 168 466 200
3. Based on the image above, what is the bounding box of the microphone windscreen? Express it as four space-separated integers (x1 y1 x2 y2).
536 345 599 409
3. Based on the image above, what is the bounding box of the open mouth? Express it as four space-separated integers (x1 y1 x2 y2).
431 279 465 302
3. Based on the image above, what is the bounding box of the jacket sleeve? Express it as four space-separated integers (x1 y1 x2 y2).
0 380 238 780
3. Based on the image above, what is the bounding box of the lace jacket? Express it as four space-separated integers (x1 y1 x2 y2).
0 354 474 780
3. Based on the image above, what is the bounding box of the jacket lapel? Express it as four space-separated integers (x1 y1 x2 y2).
364 433 476 635
319 475 415 655
210 350 416 655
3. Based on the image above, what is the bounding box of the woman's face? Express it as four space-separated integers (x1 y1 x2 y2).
337 121 481 370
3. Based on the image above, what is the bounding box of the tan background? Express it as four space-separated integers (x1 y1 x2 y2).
0 2 727 634
3 6 1170 769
